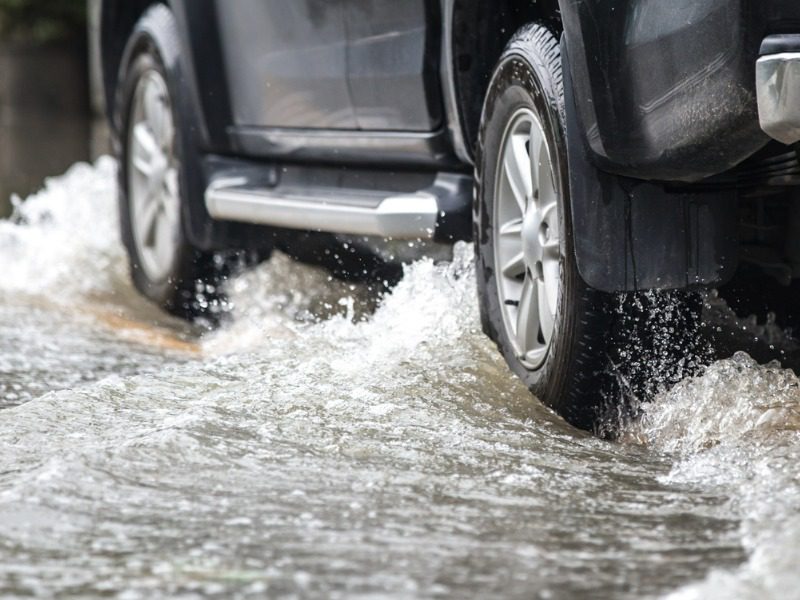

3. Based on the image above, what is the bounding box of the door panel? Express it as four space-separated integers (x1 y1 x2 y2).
344 0 442 131
215 0 357 129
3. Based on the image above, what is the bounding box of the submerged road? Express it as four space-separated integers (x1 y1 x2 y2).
0 159 797 599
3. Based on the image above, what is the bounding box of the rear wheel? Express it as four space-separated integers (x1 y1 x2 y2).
475 24 703 432
116 5 225 324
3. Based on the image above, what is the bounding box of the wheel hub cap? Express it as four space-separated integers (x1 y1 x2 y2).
522 204 544 268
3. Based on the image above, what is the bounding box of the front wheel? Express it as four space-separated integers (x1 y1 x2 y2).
475 24 702 432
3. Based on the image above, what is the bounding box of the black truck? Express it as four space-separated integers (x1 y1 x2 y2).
99 1 800 430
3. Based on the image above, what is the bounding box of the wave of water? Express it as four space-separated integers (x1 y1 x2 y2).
0 159 797 598
0 157 125 297
628 353 800 599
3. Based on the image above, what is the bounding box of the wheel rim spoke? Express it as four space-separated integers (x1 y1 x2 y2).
502 251 526 279
499 218 523 237
132 124 158 167
524 346 547 366
154 209 174 268
163 168 181 223
542 258 560 315
137 195 160 247
164 167 179 198
132 154 153 178
144 80 166 147
537 281 555 342
159 106 174 152
503 133 532 213
516 275 539 354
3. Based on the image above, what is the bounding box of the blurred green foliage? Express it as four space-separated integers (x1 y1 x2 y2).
0 0 86 44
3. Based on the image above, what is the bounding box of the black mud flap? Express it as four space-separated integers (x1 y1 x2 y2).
561 38 738 293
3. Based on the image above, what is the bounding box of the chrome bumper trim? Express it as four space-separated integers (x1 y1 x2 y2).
756 52 800 145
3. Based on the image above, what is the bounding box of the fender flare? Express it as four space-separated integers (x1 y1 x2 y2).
561 36 738 293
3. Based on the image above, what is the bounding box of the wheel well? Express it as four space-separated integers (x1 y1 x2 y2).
450 0 561 160
100 0 162 125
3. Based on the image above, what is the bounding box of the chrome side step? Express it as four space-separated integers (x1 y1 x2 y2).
205 175 465 240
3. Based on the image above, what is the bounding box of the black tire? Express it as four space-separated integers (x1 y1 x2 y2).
115 5 225 324
475 24 703 432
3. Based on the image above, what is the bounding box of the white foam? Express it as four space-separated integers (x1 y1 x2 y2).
629 352 800 599
0 157 125 297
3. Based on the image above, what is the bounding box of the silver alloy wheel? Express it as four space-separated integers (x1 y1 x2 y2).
493 108 561 369
127 69 180 283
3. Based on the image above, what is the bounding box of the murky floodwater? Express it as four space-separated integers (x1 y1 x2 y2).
0 159 798 599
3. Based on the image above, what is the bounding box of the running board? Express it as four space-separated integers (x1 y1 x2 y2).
205 173 471 241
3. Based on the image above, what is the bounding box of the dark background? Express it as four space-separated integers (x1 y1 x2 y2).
0 0 103 217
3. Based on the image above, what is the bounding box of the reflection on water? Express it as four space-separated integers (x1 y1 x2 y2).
0 160 797 598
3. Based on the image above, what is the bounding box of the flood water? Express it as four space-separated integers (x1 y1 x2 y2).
0 159 798 599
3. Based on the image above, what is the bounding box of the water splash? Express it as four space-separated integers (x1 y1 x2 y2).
0 157 125 298
628 352 800 599
0 158 796 598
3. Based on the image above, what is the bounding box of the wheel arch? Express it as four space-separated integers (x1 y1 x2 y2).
100 0 162 130
101 0 226 151
111 1 250 253
446 0 561 163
